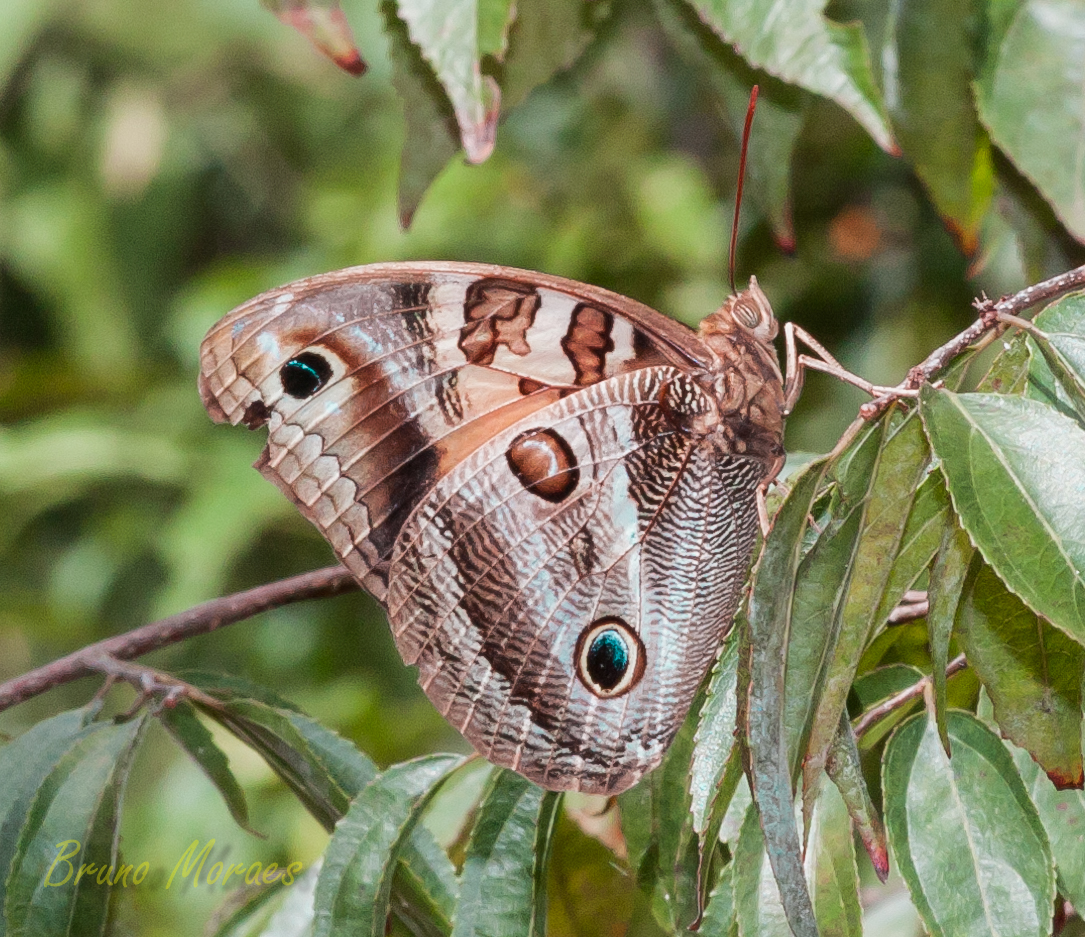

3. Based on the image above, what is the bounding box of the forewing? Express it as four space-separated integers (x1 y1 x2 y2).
387 367 765 795
197 263 705 599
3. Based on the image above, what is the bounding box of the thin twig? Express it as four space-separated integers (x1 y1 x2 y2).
0 566 357 715
860 264 1085 420
887 598 929 625
853 654 968 738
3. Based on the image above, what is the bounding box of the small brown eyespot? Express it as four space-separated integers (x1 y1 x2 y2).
506 428 579 502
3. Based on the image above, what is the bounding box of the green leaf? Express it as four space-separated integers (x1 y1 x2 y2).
206 697 356 829
159 700 256 835
957 558 1084 788
883 710 1055 937
384 0 460 226
1027 291 1085 422
0 708 98 924
696 865 735 937
202 697 459 931
731 805 792 937
262 0 367 75
732 781 862 937
313 754 464 937
804 414 930 815
926 518 973 754
975 0 1085 241
5 715 146 937
804 781 862 937
745 458 828 937
681 0 893 152
1011 741 1085 914
920 386 1085 645
653 0 805 248
825 715 887 883
452 771 559 937
500 0 604 111
977 330 1031 395
871 470 951 627
882 0 992 251
691 636 740 835
395 0 512 164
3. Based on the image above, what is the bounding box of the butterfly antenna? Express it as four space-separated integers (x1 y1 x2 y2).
729 85 759 294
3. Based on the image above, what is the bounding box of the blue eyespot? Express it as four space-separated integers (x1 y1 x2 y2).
280 352 331 399
577 618 645 697
587 630 628 690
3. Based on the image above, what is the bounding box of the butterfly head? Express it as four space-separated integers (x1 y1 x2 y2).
708 275 778 345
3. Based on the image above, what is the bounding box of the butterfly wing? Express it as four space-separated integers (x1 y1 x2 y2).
198 263 706 599
387 366 764 794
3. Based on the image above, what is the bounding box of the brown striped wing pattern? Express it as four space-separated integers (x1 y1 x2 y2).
198 261 783 794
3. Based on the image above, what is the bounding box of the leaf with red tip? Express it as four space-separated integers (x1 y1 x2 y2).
825 714 889 883
396 0 514 164
263 0 367 75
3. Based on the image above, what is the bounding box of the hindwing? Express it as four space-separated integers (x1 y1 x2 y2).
387 367 763 793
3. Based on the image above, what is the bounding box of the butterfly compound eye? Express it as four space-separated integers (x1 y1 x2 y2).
733 300 761 330
576 617 645 698
280 352 332 399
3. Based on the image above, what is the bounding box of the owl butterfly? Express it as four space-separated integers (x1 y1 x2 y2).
198 262 785 794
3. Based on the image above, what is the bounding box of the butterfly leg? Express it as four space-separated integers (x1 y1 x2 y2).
783 322 917 415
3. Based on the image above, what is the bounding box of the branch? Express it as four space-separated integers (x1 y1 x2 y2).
860 263 1085 420
853 654 967 739
0 566 357 715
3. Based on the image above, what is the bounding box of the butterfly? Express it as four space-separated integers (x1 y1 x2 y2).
198 261 785 795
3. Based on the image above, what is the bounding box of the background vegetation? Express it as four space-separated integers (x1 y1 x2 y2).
2 0 1084 935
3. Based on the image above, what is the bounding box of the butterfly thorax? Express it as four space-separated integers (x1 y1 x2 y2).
683 276 786 477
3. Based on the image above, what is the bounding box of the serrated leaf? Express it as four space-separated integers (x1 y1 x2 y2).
1011 742 1085 914
745 458 828 937
1027 290 1085 421
883 710 1054 937
313 754 463 937
201 697 458 931
825 715 887 883
207 698 354 828
920 386 1085 645
159 700 256 835
882 0 992 251
452 771 559 937
681 0 893 152
0 707 97 925
395 0 513 164
4 715 146 937
957 557 1084 788
262 0 366 75
926 518 973 754
975 0 1085 242
804 414 929 818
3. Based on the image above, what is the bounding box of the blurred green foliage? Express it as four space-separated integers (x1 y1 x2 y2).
0 0 1082 934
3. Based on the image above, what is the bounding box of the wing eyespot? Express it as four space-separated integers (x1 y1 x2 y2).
506 428 580 502
280 351 332 399
575 617 645 698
